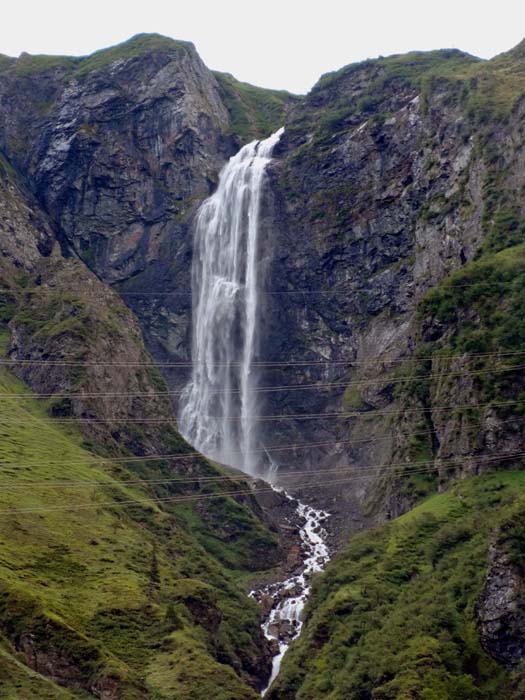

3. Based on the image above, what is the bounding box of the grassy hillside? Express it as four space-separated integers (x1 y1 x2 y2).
269 471 525 699
0 364 276 699
213 72 296 142
0 149 282 698
0 34 194 79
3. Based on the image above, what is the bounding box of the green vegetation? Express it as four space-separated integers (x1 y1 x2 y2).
0 55 14 71
0 34 192 80
342 385 364 410
74 33 192 78
422 245 525 350
270 472 525 700
174 495 279 572
0 292 15 325
286 50 479 148
9 53 78 77
316 49 478 91
481 205 525 253
214 72 295 142
463 41 525 125
322 44 525 128
0 367 276 699
418 245 525 408
285 41 525 196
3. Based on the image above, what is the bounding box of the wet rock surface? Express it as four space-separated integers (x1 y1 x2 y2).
478 543 525 666
3 40 525 537
250 491 330 693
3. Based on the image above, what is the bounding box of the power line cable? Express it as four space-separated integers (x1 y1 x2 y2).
2 446 523 490
2 415 524 478
0 451 521 516
2 398 524 425
14 279 523 297
1 363 523 400
2 348 525 369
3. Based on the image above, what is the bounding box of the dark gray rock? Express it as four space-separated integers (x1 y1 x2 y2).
2 38 525 537
478 543 525 666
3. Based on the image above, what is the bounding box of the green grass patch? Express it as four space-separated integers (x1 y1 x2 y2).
417 245 525 406
74 33 191 78
214 72 294 142
0 368 275 698
270 471 525 700
0 34 193 81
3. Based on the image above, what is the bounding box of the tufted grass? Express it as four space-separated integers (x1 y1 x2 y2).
0 366 272 699
270 470 525 700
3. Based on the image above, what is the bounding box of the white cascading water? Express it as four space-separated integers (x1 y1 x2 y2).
179 127 331 695
252 496 330 695
179 127 284 474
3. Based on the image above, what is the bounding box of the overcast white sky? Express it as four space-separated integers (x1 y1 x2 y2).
2 1 525 93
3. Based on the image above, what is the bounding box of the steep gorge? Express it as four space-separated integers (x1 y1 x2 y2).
0 82 286 699
1 32 525 698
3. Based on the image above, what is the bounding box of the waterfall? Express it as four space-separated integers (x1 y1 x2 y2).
179 127 284 475
179 127 331 695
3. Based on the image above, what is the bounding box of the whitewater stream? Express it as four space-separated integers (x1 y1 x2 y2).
251 491 330 695
179 128 331 691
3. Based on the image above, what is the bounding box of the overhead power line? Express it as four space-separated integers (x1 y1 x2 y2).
0 363 523 400
1 348 525 369
2 398 524 425
13 279 523 298
1 445 523 491
0 451 522 516
1 415 523 476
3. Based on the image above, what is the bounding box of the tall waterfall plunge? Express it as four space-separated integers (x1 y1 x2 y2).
179 128 284 475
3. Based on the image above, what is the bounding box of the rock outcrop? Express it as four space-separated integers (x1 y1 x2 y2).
0 34 292 392
478 542 525 666
2 33 525 694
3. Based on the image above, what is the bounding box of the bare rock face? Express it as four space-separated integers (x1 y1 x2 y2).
28 43 229 285
251 53 492 529
0 156 56 268
2 38 525 537
0 35 236 389
478 543 525 666
248 53 525 531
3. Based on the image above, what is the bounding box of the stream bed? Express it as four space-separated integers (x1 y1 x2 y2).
251 489 331 695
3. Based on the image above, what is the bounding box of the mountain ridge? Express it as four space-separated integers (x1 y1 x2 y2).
1 31 525 698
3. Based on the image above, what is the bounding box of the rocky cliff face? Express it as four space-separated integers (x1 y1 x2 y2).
0 35 230 389
478 542 525 666
2 34 525 693
2 37 525 534
255 47 525 534
0 51 289 697
0 34 292 390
